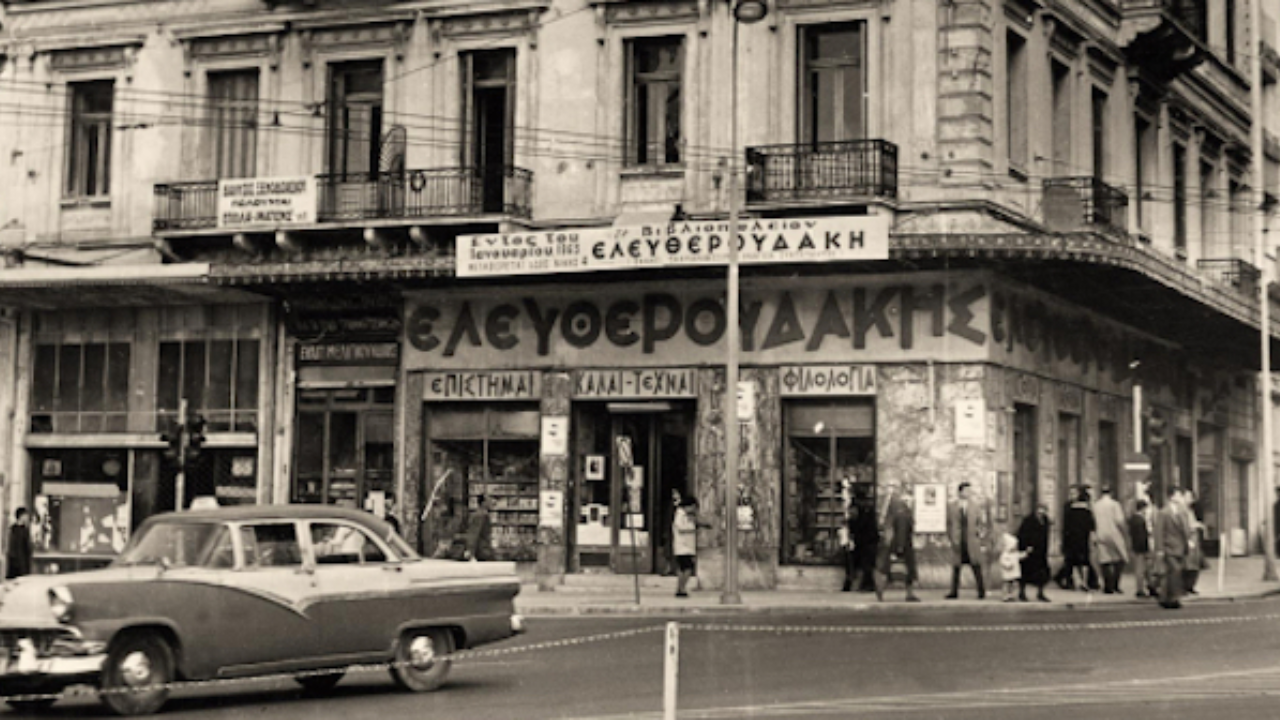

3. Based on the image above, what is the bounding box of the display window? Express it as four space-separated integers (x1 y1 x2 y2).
782 400 875 565
293 387 396 514
423 404 540 561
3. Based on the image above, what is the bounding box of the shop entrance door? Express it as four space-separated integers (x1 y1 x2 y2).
609 409 691 574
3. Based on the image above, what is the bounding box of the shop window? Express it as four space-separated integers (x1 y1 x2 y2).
782 400 874 565
625 36 683 167
65 80 113 198
30 342 131 434
424 404 540 561
28 448 132 572
293 388 396 514
157 338 259 432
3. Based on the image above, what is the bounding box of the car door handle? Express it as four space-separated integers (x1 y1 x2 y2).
381 565 403 573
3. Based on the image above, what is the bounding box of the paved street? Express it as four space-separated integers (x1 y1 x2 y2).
13 596 1280 719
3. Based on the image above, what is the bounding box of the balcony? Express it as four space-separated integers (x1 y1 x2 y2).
1043 177 1129 236
1120 0 1209 83
153 166 533 233
1197 258 1260 297
745 140 897 206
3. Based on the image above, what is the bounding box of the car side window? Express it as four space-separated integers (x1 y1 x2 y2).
310 523 389 565
202 528 235 569
244 523 302 567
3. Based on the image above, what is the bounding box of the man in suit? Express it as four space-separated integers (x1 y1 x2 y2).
1153 485 1191 609
945 481 989 599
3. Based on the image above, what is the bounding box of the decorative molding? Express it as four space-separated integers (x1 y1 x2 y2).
440 10 537 38
602 1 698 25
47 42 138 73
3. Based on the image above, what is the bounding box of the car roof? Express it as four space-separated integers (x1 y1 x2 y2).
140 505 392 533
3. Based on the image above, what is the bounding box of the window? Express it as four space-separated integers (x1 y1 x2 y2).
1174 142 1187 256
1229 178 1246 256
209 70 259 179
782 400 874 566
800 22 866 145
1091 88 1108 180
328 62 384 179
1225 0 1237 66
28 448 130 565
1006 31 1028 174
1056 413 1081 505
626 37 683 166
310 522 389 564
1200 160 1216 255
1050 60 1072 172
65 80 113 198
1134 116 1155 229
242 523 302 567
157 338 259 433
31 342 131 434
116 521 224 568
462 49 516 213
1098 420 1119 492
294 388 396 509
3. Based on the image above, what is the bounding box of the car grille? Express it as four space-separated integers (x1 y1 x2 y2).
0 630 77 659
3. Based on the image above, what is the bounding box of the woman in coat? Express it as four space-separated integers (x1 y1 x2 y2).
1060 486 1096 590
1017 503 1051 602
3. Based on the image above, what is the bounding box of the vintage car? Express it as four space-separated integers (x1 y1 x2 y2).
0 505 524 715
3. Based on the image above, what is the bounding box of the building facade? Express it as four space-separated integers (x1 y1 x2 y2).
1 0 1279 587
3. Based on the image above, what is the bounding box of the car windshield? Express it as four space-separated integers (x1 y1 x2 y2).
115 521 226 569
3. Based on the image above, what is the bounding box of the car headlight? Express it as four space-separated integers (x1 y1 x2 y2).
49 586 74 623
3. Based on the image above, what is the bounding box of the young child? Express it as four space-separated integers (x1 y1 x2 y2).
673 497 709 597
999 531 1028 602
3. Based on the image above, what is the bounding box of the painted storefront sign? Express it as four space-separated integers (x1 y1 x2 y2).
297 342 400 366
404 275 990 370
422 371 542 400
217 176 317 229
574 368 697 398
779 364 877 396
456 216 890 277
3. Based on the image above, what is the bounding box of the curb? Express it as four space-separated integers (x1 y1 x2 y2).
518 588 1280 617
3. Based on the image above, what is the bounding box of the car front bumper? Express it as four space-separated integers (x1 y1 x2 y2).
0 631 106 693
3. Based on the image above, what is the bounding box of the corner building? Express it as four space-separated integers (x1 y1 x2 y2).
0 0 1279 589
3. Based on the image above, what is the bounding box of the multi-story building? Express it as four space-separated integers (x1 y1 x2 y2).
0 0 1278 588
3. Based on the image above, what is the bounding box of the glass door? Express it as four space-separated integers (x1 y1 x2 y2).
612 415 654 574
293 388 396 511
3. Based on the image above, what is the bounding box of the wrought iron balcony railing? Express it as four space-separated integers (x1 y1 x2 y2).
1043 177 1129 235
1197 258 1260 296
745 139 898 204
153 166 533 232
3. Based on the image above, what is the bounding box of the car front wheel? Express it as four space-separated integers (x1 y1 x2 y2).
389 628 453 692
99 633 174 716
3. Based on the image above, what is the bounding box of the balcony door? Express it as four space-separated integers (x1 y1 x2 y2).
209 70 259 180
462 50 515 214
327 62 385 218
797 23 867 194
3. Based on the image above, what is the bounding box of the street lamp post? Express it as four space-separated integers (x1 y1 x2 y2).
722 0 767 606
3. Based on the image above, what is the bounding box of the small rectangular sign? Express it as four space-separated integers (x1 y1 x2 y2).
779 365 876 396
423 371 542 400
540 490 564 529
217 176 317 229
574 368 697 398
297 342 400 366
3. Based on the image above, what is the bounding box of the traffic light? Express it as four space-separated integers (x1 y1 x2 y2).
186 415 206 462
1147 411 1168 448
161 423 182 463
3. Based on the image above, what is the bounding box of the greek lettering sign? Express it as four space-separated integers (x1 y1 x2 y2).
455 215 890 277
217 176 317 229
297 342 400 366
422 371 542 400
575 368 697 398
779 365 876 396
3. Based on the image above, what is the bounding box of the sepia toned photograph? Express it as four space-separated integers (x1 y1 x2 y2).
1 0 1280 716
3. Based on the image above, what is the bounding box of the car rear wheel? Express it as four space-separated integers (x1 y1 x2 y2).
99 633 174 716
5 698 57 714
389 628 453 692
294 670 345 695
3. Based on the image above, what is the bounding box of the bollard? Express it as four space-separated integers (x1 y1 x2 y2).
663 621 679 720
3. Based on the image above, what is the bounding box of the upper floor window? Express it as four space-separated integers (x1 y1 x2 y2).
31 342 131 434
625 37 683 167
1050 59 1072 173
1091 88 1108 180
328 62 384 179
1173 141 1187 256
800 22 866 145
1200 160 1217 254
65 80 113 198
1005 30 1028 175
1134 115 1156 229
209 70 259 180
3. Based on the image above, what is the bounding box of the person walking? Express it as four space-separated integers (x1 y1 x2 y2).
945 481 989 600
464 494 495 562
873 483 920 602
1093 486 1129 594
1128 499 1154 598
1059 486 1096 591
851 487 880 592
1182 488 1205 595
1153 485 1191 609
1017 503 1052 602
5 508 32 580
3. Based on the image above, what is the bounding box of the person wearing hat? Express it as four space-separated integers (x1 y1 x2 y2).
1093 485 1129 594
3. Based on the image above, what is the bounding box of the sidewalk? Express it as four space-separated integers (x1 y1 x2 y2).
515 556 1280 617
